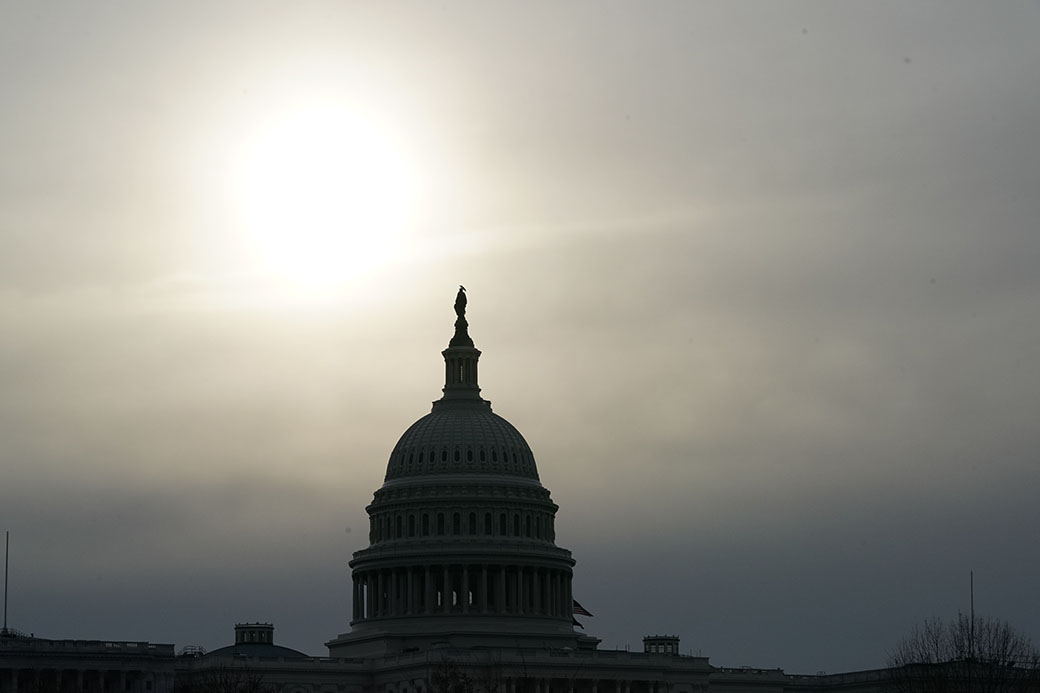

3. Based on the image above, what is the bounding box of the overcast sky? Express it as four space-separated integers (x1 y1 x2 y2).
2 1 1039 675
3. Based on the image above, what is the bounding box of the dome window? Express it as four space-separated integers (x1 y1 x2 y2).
396 516 403 538
499 514 507 535
437 513 445 535
467 450 473 462
492 450 498 462
525 515 531 538
422 514 430 536
513 514 520 536
408 515 416 537
441 450 447 462
484 512 492 535
454 449 460 462
479 449 486 462
468 512 476 535
452 513 461 535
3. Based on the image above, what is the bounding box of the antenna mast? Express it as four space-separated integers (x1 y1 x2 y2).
2 531 8 634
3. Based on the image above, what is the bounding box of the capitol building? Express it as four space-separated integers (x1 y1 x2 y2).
2 290 896 693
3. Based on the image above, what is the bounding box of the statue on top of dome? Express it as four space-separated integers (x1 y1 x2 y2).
448 285 473 347
454 285 467 319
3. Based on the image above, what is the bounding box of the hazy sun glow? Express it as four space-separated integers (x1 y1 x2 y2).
236 106 417 288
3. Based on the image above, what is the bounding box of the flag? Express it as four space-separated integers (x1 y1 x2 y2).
572 617 584 629
572 599 593 617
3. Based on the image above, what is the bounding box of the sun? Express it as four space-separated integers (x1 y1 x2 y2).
235 106 417 288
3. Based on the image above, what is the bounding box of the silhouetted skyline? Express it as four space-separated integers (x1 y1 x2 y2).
1 2 1038 675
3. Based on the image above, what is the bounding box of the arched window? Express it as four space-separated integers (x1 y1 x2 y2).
468 512 477 535
484 512 492 535
409 515 416 537
437 513 445 535
536 515 542 539
513 514 520 536
525 515 531 538
499 514 507 535
452 513 461 535
454 449 460 462
422 514 430 536
396 515 403 538
467 449 473 462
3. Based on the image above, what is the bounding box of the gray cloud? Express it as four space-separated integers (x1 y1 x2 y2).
1 0 1038 677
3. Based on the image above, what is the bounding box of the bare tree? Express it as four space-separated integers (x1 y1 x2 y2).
431 657 476 693
176 665 270 693
888 613 1040 693
429 654 509 693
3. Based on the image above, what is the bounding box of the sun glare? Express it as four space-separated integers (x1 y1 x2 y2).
235 106 417 289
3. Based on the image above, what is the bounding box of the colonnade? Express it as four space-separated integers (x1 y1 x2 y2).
352 564 571 621
387 676 671 693
518 680 668 693
0 667 164 693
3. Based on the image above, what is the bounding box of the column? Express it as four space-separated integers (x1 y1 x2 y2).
513 568 521 614
544 571 551 614
498 567 506 613
425 566 433 614
441 565 449 612
377 571 385 617
366 573 374 619
480 565 489 613
462 566 470 613
378 566 386 616
407 568 415 615
391 570 399 615
533 568 541 614
565 574 572 615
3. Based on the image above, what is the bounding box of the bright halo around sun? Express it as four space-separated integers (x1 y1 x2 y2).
236 106 417 289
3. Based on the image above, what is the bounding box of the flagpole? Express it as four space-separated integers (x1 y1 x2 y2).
969 570 975 660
